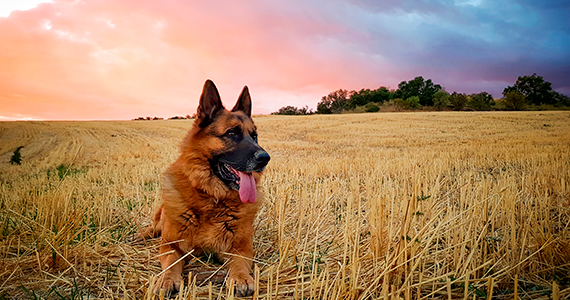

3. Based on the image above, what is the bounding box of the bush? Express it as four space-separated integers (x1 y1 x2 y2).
449 92 469 111
504 92 527 111
10 146 24 165
364 102 380 112
404 96 421 110
392 98 405 111
47 164 86 179
468 92 495 111
433 90 450 110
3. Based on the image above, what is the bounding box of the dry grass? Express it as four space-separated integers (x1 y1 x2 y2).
1 111 569 299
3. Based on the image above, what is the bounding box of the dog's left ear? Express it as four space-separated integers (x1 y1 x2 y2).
232 86 252 117
197 80 225 127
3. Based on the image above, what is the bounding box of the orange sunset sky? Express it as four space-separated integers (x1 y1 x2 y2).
1 0 569 120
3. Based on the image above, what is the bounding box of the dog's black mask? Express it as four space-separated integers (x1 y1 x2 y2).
211 135 270 191
197 79 270 194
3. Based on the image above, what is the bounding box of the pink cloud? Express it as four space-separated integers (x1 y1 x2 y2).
0 0 395 120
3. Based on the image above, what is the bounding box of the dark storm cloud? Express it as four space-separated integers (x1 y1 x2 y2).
338 0 570 95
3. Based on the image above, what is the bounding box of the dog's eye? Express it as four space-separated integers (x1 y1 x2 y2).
251 131 258 142
224 128 241 142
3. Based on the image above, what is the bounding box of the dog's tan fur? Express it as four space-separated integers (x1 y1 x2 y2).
144 80 264 297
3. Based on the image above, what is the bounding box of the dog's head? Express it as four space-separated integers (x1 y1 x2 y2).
191 80 270 203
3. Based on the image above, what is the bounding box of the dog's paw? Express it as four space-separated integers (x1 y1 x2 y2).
228 272 255 297
125 233 144 244
154 273 182 298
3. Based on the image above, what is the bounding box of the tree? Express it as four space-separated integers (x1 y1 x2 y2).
433 90 450 110
449 92 469 111
297 106 313 115
395 76 442 106
395 77 423 100
552 91 570 106
468 92 494 111
503 91 527 110
349 87 393 108
349 89 373 108
273 105 299 115
316 97 332 114
373 87 393 103
272 105 314 115
503 73 555 105
419 79 442 106
316 89 351 114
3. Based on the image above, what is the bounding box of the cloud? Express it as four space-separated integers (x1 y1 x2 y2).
0 0 380 119
344 0 570 95
0 0 568 119
0 0 52 18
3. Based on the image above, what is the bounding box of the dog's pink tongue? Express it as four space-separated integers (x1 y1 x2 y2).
238 172 256 203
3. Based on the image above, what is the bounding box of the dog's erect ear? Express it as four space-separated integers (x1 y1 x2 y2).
231 86 252 117
197 80 225 127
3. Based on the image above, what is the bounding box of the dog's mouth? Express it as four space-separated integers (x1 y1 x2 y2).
212 159 257 204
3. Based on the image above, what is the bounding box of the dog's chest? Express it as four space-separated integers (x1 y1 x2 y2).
180 203 245 249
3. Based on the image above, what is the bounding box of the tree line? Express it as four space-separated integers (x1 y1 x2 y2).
272 73 570 115
133 114 195 121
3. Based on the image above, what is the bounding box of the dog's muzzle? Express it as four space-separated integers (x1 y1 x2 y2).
210 133 270 203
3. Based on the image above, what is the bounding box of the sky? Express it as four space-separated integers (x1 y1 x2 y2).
0 0 569 120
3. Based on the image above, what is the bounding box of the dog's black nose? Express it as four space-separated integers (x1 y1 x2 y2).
254 150 270 166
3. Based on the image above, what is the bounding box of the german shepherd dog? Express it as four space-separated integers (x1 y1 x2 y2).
144 80 270 297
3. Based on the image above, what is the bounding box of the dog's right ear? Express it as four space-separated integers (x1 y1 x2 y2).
197 80 225 127
232 86 252 117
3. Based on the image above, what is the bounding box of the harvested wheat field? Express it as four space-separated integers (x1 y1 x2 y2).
1 111 569 299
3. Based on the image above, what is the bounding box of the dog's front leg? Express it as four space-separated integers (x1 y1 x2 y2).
227 236 255 297
156 243 185 297
155 217 190 298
